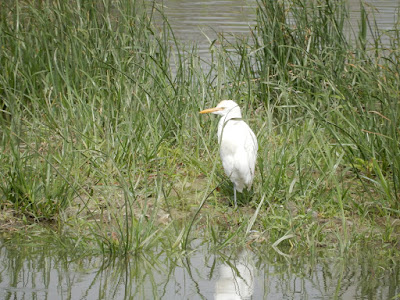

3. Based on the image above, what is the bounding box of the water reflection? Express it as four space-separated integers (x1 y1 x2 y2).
1 239 399 299
215 249 254 299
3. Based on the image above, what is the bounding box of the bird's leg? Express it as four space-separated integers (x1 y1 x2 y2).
233 183 237 209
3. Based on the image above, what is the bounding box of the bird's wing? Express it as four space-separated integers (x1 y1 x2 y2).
243 124 258 185
232 122 258 190
219 120 258 191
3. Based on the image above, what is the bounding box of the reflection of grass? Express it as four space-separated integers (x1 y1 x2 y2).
0 0 399 258
0 235 397 299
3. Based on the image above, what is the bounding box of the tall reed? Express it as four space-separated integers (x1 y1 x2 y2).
253 0 400 211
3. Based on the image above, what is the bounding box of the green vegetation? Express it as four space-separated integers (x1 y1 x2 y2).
0 0 399 258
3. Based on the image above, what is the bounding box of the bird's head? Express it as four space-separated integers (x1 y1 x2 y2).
199 100 242 119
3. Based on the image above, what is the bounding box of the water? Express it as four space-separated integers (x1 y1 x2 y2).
151 0 257 57
152 0 400 57
1 239 399 299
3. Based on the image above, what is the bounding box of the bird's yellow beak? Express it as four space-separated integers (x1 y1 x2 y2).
199 107 224 114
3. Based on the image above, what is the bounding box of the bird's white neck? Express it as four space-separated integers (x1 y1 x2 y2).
217 114 243 144
220 106 242 121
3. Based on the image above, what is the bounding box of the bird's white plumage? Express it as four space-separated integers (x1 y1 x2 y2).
200 100 258 207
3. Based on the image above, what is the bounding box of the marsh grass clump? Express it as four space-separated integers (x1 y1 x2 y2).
244 0 400 251
254 0 400 207
0 0 400 257
0 0 202 253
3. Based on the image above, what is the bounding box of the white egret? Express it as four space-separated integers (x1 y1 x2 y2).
200 100 258 208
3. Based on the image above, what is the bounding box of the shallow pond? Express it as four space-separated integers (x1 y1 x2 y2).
153 0 400 55
1 238 399 299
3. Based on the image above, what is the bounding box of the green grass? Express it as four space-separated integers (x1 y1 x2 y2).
0 0 399 258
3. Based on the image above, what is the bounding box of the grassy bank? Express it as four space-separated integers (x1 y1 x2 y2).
1 0 399 257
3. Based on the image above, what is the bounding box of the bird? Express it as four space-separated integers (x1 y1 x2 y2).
200 100 258 208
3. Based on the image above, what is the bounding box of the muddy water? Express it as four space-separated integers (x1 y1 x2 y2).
152 0 399 57
1 239 399 299
151 0 257 58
